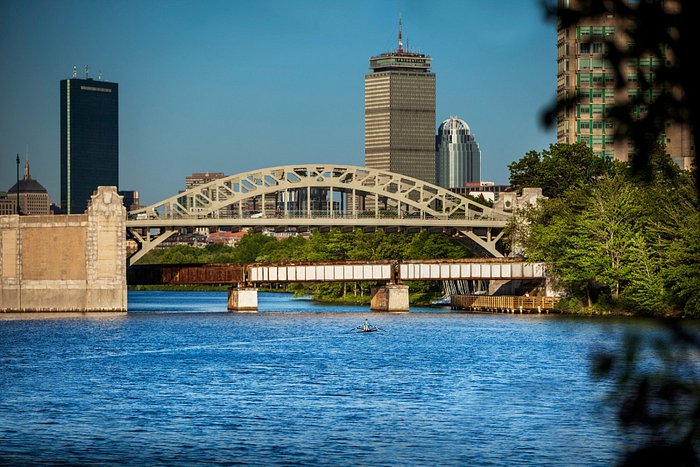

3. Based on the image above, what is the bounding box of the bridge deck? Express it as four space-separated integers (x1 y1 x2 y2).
129 259 546 286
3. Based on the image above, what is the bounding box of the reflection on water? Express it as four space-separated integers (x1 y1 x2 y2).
0 291 634 465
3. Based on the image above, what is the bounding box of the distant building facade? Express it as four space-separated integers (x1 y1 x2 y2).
365 19 436 183
449 182 512 204
61 69 119 214
557 0 694 169
119 190 140 211
6 160 51 215
436 117 481 188
0 193 15 215
185 172 226 190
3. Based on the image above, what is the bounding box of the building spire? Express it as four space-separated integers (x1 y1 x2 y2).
24 144 30 180
397 14 404 53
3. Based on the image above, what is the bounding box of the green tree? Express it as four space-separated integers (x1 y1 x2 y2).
508 142 614 198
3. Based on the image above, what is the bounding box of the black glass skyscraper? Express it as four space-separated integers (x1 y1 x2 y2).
60 75 118 214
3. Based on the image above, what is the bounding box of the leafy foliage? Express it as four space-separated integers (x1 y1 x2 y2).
508 142 617 198
510 144 698 316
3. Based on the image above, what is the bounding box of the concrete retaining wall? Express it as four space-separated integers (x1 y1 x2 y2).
0 186 127 312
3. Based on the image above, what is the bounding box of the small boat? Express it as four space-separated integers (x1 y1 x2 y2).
357 326 380 333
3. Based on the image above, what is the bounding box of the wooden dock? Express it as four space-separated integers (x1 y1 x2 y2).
451 295 559 313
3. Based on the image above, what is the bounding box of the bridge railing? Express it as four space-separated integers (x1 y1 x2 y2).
128 209 507 222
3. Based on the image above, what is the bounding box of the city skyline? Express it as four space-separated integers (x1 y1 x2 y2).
0 0 555 206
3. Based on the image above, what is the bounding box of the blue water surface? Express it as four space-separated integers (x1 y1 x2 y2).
0 291 637 465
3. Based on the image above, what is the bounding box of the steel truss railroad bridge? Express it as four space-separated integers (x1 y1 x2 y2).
127 164 515 265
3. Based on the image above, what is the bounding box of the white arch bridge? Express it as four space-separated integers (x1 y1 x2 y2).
127 164 514 264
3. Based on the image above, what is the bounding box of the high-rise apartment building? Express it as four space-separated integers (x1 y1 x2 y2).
436 117 481 188
61 68 119 214
557 0 694 169
365 19 436 184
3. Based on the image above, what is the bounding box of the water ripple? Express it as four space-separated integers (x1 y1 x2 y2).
0 291 640 465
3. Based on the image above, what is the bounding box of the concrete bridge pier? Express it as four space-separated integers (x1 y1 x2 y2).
227 287 258 312
370 284 409 312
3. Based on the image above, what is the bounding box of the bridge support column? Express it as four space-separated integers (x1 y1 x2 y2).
227 287 258 312
370 284 409 312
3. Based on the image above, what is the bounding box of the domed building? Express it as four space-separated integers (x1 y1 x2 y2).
436 117 481 189
6 160 51 215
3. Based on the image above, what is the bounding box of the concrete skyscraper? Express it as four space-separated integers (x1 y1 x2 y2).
557 0 694 169
61 67 119 214
365 18 436 184
436 117 481 188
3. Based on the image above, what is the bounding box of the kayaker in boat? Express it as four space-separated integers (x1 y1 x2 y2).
363 319 371 331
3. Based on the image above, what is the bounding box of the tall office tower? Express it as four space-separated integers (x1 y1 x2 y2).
61 67 119 214
436 117 481 188
365 18 436 183
557 0 694 169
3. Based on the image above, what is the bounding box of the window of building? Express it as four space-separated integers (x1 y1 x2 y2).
591 26 604 36
592 121 603 129
592 89 603 100
592 104 603 115
581 121 591 130
605 120 614 129
579 58 590 70
580 42 591 54
592 43 603 54
592 58 603 69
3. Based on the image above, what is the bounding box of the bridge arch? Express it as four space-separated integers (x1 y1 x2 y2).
130 164 509 222
126 164 514 263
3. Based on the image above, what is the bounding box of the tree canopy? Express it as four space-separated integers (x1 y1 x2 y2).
509 144 698 316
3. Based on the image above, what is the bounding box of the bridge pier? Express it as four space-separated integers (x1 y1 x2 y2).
370 284 409 312
227 287 258 312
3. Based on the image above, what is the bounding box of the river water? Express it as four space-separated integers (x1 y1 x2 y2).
0 291 645 465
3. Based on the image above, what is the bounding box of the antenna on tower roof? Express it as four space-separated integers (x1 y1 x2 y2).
72 65 77 78
397 13 404 54
84 65 89 79
98 70 102 80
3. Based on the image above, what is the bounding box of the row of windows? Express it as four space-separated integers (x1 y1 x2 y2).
578 26 615 37
578 135 615 145
579 120 614 130
578 58 611 70
578 89 612 100
578 104 612 116
579 42 606 54
579 73 615 85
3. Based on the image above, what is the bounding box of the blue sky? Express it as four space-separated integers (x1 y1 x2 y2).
0 0 556 205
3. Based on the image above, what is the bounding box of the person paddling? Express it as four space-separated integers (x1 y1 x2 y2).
363 318 371 331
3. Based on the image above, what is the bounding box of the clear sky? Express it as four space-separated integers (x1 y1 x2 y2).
0 0 556 206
